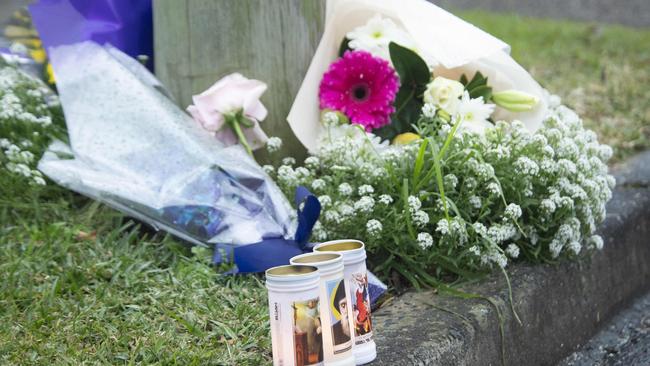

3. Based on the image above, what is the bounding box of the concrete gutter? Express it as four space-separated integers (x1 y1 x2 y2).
372 151 650 365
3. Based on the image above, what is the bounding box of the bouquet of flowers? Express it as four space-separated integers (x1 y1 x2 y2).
37 42 312 274
273 1 614 287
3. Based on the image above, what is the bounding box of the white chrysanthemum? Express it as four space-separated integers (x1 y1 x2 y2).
266 136 282 153
358 184 374 196
417 232 434 249
347 15 416 61
338 183 353 196
456 92 495 134
366 219 383 237
506 244 520 258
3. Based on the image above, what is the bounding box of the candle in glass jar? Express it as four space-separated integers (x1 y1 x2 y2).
291 252 355 366
313 240 376 365
266 264 323 366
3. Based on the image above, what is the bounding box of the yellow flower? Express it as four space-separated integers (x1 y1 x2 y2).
392 132 421 145
30 49 47 63
46 63 55 85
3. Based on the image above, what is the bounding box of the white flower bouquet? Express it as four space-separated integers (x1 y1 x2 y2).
272 0 615 287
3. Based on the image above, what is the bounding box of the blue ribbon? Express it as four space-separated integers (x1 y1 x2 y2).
212 186 322 273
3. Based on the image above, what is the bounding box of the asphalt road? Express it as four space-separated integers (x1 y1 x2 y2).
559 291 650 366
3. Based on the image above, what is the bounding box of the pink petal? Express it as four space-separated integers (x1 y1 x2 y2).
187 104 224 132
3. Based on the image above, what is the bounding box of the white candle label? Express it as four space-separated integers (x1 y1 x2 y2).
292 297 324 366
325 278 353 354
350 272 373 344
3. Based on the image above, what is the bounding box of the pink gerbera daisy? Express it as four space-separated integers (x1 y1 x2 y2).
319 51 399 131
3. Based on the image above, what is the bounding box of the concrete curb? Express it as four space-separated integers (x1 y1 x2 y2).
372 151 650 366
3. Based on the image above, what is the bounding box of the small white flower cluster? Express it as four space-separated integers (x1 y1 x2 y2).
0 66 59 186
272 94 614 282
266 136 283 153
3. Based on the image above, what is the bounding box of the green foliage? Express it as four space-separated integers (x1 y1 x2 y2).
460 71 493 101
338 37 352 57
375 42 431 140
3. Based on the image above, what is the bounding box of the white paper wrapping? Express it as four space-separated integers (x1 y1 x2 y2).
289 0 548 151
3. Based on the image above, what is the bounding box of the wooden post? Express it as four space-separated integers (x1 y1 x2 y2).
153 0 326 159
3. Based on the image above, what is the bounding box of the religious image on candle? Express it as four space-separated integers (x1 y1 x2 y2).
292 297 324 366
326 279 352 353
350 273 373 342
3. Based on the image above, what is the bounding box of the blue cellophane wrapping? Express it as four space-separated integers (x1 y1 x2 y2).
38 41 297 249
37 41 388 304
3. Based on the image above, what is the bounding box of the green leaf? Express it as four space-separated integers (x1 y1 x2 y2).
428 139 450 221
460 71 493 102
469 85 493 101
384 42 430 139
389 42 430 92
338 38 352 57
459 74 469 86
413 139 429 186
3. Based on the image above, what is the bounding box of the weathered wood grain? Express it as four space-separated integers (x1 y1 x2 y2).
154 0 326 159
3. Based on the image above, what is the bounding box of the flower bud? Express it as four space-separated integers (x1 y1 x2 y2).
392 132 421 145
492 90 539 112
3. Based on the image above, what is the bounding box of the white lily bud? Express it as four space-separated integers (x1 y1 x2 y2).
492 89 539 112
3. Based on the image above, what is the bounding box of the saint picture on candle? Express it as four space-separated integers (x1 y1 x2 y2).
326 279 352 353
292 297 324 366
350 272 373 342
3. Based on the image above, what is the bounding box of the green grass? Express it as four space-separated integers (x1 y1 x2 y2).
0 183 271 365
1 11 650 365
458 10 650 162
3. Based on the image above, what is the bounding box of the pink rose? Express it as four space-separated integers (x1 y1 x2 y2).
187 73 269 151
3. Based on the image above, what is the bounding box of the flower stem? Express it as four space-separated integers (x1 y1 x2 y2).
229 115 253 156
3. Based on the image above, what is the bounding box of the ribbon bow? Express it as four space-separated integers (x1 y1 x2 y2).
212 186 322 273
